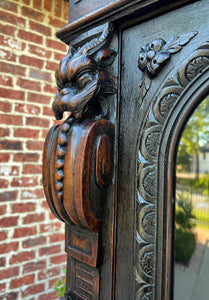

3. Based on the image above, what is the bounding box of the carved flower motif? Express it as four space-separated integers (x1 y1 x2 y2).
141 251 154 276
145 131 160 157
138 39 170 78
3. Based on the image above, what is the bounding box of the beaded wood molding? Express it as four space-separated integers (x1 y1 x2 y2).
43 23 117 300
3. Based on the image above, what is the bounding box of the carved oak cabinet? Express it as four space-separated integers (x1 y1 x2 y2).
43 0 209 299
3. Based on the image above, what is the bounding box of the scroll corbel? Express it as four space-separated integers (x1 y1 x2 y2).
43 23 117 299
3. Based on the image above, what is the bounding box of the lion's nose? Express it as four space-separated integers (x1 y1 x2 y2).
146 50 155 61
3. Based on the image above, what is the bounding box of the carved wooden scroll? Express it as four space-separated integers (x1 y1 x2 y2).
43 23 117 299
136 36 209 299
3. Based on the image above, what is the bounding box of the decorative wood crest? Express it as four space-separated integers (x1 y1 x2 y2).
134 35 209 300
43 23 117 299
138 31 197 105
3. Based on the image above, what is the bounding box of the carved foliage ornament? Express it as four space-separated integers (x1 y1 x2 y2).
138 31 197 105
134 34 209 300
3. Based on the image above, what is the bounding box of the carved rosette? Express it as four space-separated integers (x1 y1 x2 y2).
43 23 117 300
135 36 209 299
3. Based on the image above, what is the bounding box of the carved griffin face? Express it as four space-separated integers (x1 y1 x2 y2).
138 39 170 78
52 25 117 120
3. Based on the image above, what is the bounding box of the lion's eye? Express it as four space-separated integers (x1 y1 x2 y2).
76 73 93 88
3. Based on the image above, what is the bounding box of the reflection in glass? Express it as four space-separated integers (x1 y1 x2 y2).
174 96 209 300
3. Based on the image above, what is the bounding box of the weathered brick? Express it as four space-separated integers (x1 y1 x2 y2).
43 106 53 116
39 245 61 256
23 213 45 224
11 202 36 214
13 226 37 238
0 1 17 13
0 101 12 112
0 88 25 100
10 274 35 289
43 83 57 94
28 92 51 104
0 216 18 227
38 266 60 280
11 176 38 187
26 117 49 128
0 178 9 188
23 260 46 274
0 127 10 137
38 291 58 300
19 55 44 68
22 236 46 248
54 0 63 18
50 254 66 264
0 257 6 267
64 0 69 20
21 6 45 22
41 222 62 233
0 231 7 241
46 61 58 71
1 35 26 51
26 141 43 151
0 141 22 150
29 20 51 36
46 38 67 52
48 17 66 31
23 164 42 174
54 52 65 61
0 153 10 163
0 191 18 202
0 48 16 61
17 78 41 92
0 23 16 36
0 74 13 86
29 69 52 82
22 283 45 298
15 103 40 115
14 128 40 139
0 11 25 27
29 44 51 59
10 251 35 265
0 165 19 176
49 232 65 243
21 189 41 200
0 204 7 215
33 0 43 8
0 242 19 254
0 114 23 125
0 282 6 294
18 29 43 44
13 153 39 163
0 292 18 300
43 0 52 12
0 61 25 76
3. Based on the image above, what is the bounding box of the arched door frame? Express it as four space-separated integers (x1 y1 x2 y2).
136 39 209 300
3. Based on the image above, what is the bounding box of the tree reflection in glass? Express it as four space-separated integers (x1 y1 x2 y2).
174 96 209 300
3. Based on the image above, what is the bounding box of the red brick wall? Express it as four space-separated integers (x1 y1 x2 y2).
0 1 69 299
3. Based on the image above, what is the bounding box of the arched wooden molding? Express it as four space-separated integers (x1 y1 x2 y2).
136 37 209 299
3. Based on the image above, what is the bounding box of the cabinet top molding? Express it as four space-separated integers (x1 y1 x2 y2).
57 0 193 44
